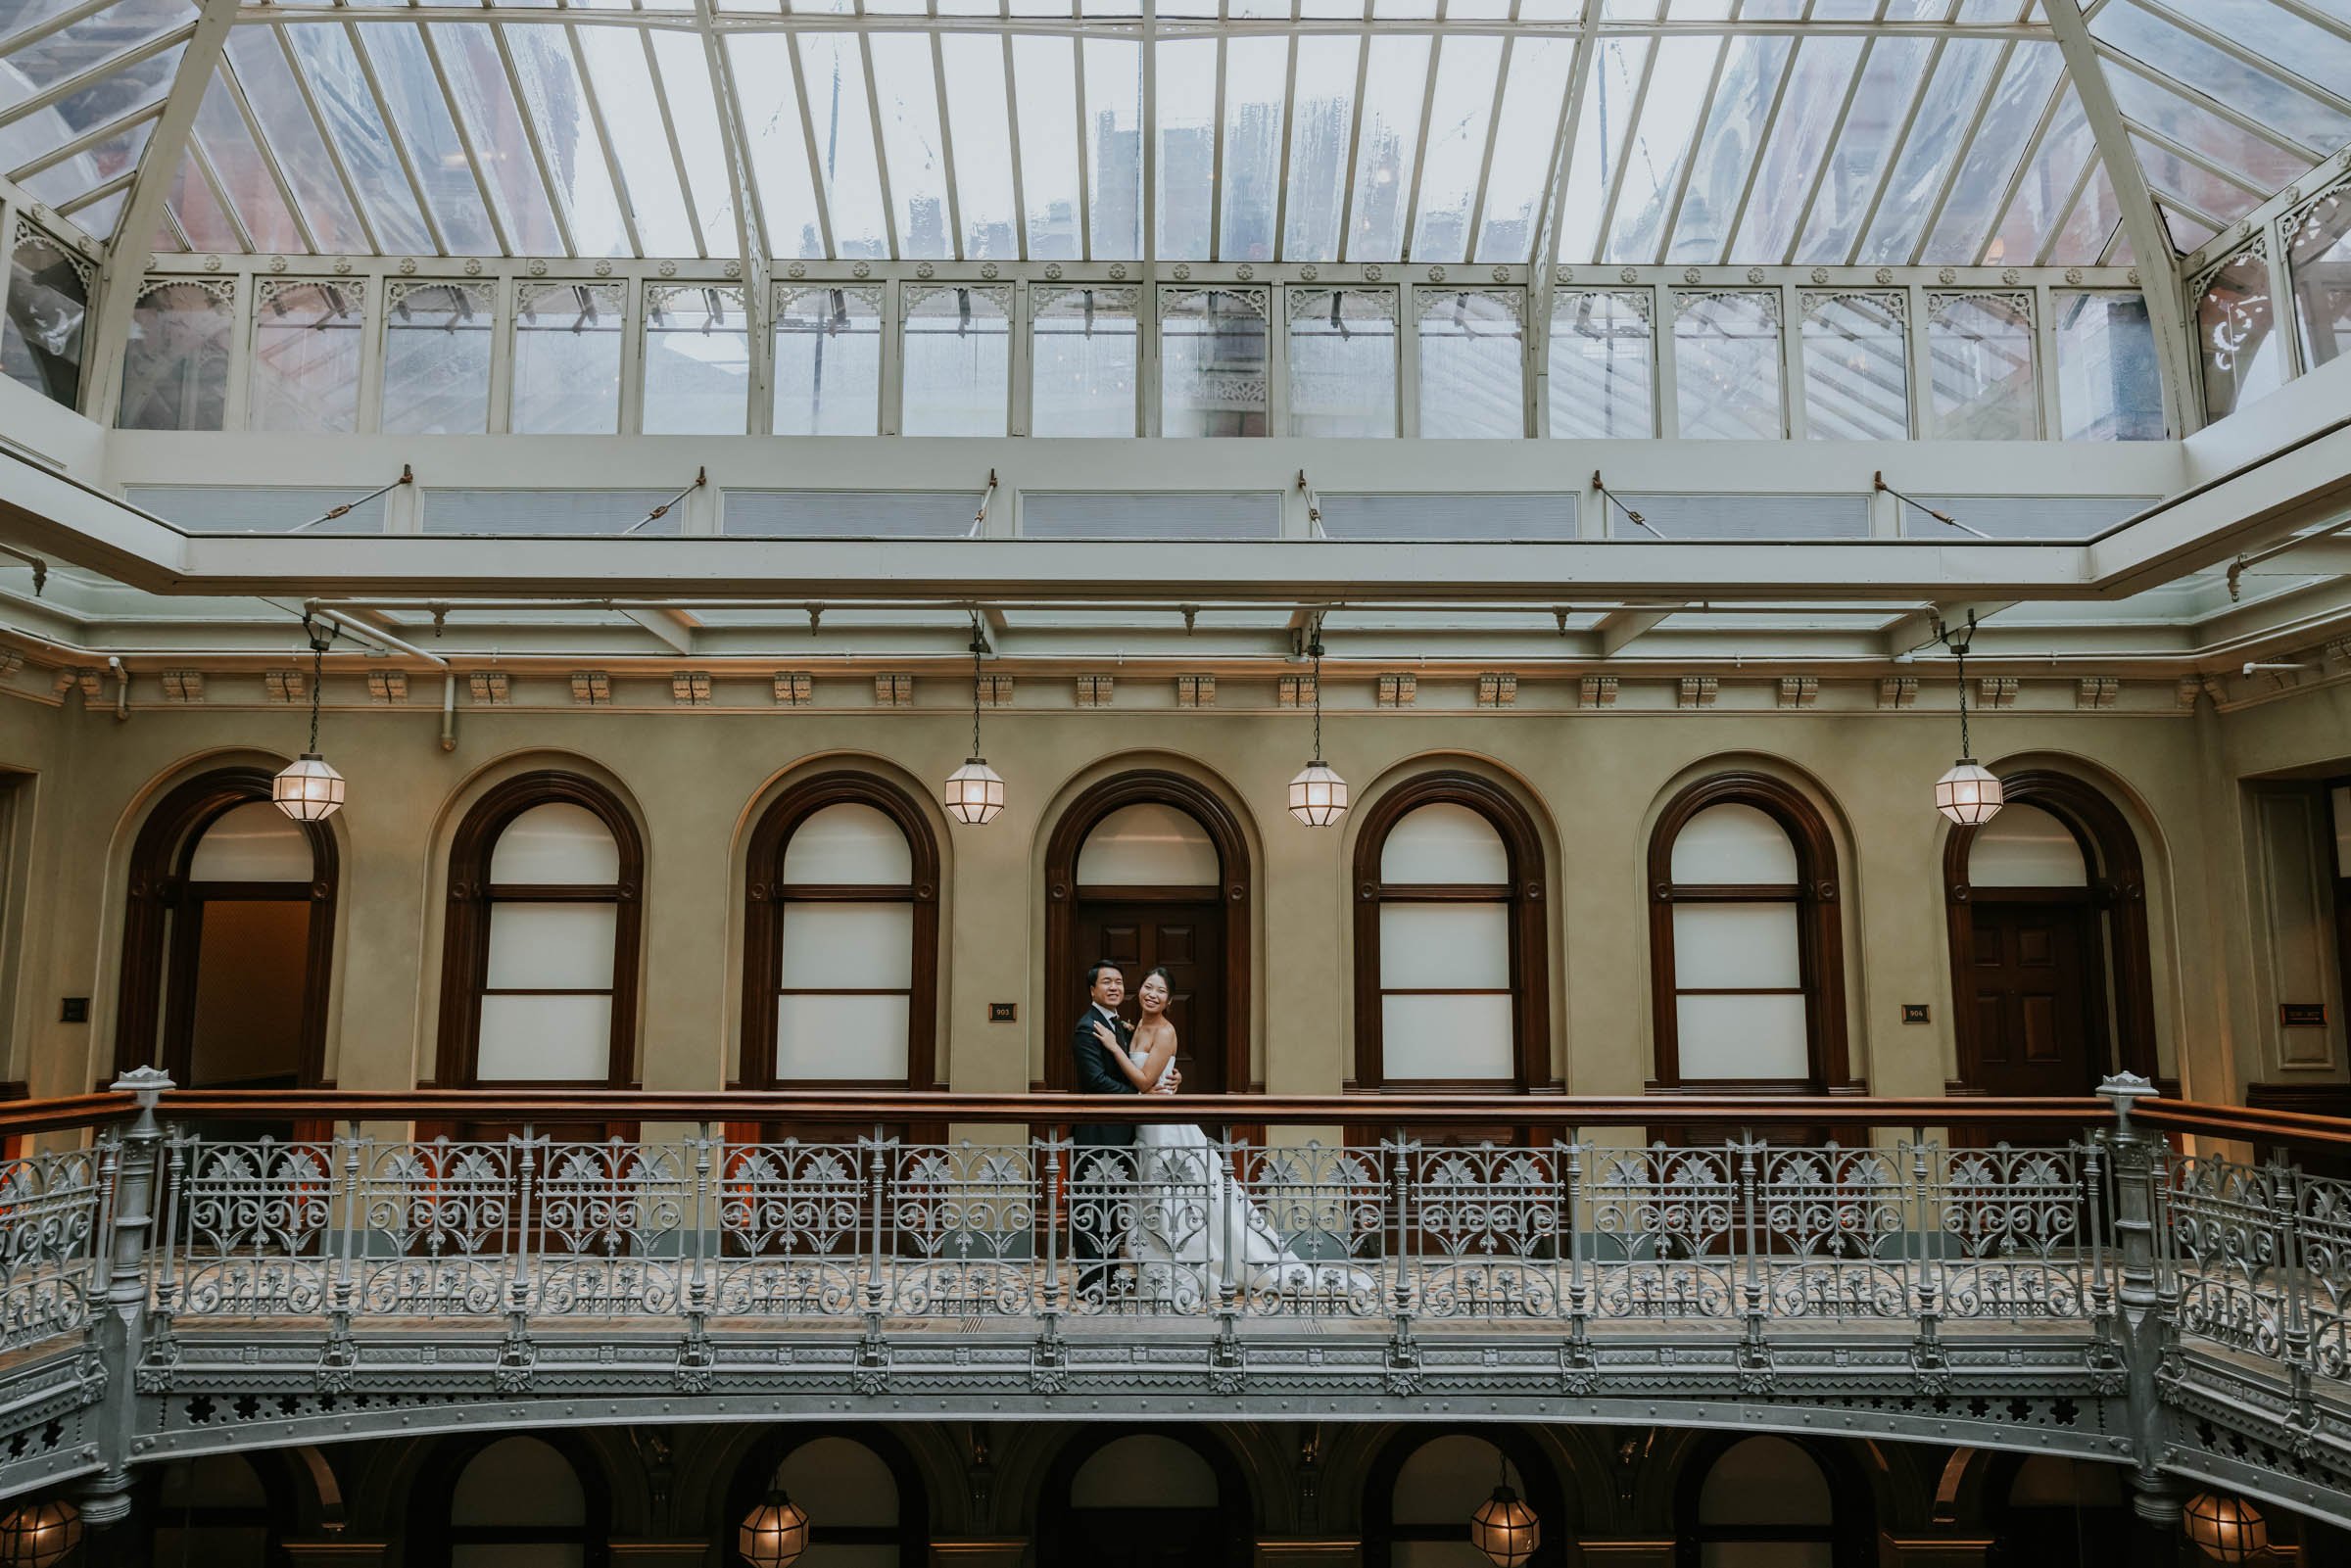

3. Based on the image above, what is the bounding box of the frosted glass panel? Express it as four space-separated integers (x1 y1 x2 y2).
782 803 913 884
1675 993 1807 1078
1381 993 1513 1079
777 994 912 1079
1394 1435 1509 1522
1670 804 1799 883
1701 1437 1833 1524
1379 802 1509 883
778 904 915 988
485 904 617 989
454 1439 586 1525
490 803 621 884
1077 803 1220 885
1672 904 1800 989
476 994 612 1080
777 1438 899 1526
1967 803 2087 887
1380 904 1510 989
188 802 312 882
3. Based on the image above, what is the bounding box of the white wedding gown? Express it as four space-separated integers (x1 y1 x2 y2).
1127 1043 1371 1308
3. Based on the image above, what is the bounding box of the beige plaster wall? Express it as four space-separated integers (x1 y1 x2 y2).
0 675 2337 1108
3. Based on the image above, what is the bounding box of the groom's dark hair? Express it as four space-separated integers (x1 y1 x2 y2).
1083 959 1122 990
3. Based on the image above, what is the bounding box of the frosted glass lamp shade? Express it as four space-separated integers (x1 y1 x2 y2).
1468 1485 1539 1566
1288 761 1349 827
943 758 1005 826
2183 1493 2266 1564
271 754 346 822
1934 759 2003 827
739 1490 810 1567
0 1500 81 1568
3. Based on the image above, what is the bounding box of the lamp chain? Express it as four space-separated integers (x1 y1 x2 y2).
1310 625 1324 764
969 612 984 759
301 614 337 755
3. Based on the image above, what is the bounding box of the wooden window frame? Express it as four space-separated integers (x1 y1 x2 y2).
1350 771 1552 1094
1648 772 1852 1095
740 771 941 1093
115 767 337 1088
1943 768 2160 1094
435 771 643 1091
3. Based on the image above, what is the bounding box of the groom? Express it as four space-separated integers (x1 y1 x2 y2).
1068 960 1176 1300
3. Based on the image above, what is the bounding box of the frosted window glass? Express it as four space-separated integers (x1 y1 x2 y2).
1161 288 1270 437
782 803 912 884
777 1438 899 1526
1675 994 1807 1078
902 285 1011 436
454 1439 586 1525
1673 290 1783 439
643 285 749 435
1549 289 1654 438
1967 803 2087 887
512 283 623 435
187 803 312 882
774 287 883 436
1380 802 1510 884
1382 993 1513 1079
384 282 493 436
1672 904 1800 990
2197 249 2282 421
779 904 915 988
250 281 362 434
1928 293 2039 440
1379 904 1510 990
1417 290 1525 438
1287 288 1397 438
777 994 912 1079
2291 195 2351 372
476 995 612 1080
120 281 231 432
1670 804 1799 883
1700 1437 1833 1524
1077 803 1220 885
1032 286 1139 437
490 803 621 884
1800 292 1907 441
1071 1436 1221 1507
1394 1435 1510 1522
485 904 617 990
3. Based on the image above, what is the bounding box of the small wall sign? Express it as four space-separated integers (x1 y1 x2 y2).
1900 1003 1932 1024
2280 1002 2329 1028
988 1002 1018 1022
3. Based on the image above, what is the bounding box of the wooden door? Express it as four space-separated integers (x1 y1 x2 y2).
1072 898 1227 1094
1969 899 2102 1096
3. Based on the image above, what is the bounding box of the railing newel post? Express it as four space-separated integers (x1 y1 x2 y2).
500 1124 538 1383
77 1068 173 1541
1737 1128 1768 1371
2096 1073 2180 1537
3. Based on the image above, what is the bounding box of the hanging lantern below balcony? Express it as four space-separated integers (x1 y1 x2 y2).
2183 1492 2267 1564
739 1489 811 1568
1468 1478 1539 1567
0 1500 81 1568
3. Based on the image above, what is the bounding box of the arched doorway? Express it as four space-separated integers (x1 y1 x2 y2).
1364 1425 1568 1567
1944 771 2159 1100
1672 1433 1873 1568
1046 772 1251 1097
116 767 337 1090
409 1433 609 1567
1035 1428 1252 1568
1983 1454 2132 1567
720 1427 929 1566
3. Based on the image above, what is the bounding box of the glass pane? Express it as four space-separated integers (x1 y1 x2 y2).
505 24 631 257
1731 34 1864 264
1858 38 2000 265
384 280 494 436
2047 159 2122 268
781 802 913 883
271 24 427 256
1474 37 1572 262
645 27 739 258
1012 35 1082 261
1919 42 2061 263
1800 291 1907 441
1155 37 1216 260
902 283 1010 435
1549 288 1653 438
1793 36 1931 264
1665 33 1792 264
1968 802 2087 886
778 903 915 989
188 802 312 882
1077 802 1219 884
773 284 882 435
2054 291 2163 442
485 903 618 990
1218 34 1286 262
511 281 622 434
1408 34 1504 265
1380 904 1511 990
1673 289 1782 439
2102 69 2308 198
1675 992 1808 1079
2290 193 2351 373
0 0 188 98
0 38 184 181
1417 288 1524 439
728 33 826 260
357 24 499 255
798 32 890 258
941 32 1017 260
433 24 564 256
491 803 621 884
2091 0 2351 159
1555 36 1648 264
1084 37 1142 259
1282 34 1359 261
1346 34 1432 261
250 279 362 434
1670 803 1798 883
1032 284 1139 437
776 994 911 1080
476 994 612 1081
1605 34 1721 263
1381 993 1514 1079
643 284 748 434
868 32 951 259
1700 1436 1835 1524
1 235 86 407
1161 287 1269 437
1987 86 2093 267
120 278 231 431
578 24 696 255
1287 287 1397 438
222 28 371 254
1672 903 1801 990
1379 801 1510 883
1928 292 2038 440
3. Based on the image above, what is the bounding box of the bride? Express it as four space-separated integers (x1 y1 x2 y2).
1091 968 1368 1307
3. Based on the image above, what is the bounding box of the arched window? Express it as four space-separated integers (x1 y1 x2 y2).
723 1433 927 1565
1943 772 2158 1099
117 768 337 1089
743 774 939 1091
144 1452 291 1566
437 774 642 1090
1676 1435 1865 1568
1036 1429 1250 1568
1365 1426 1566 1568
418 1435 607 1568
1986 1454 2130 1568
1353 776 1549 1094
1649 775 1848 1092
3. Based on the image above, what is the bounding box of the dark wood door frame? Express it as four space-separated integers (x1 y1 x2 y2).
1045 771 1252 1097
1073 894 1229 1093
1943 769 2159 1093
116 767 337 1088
